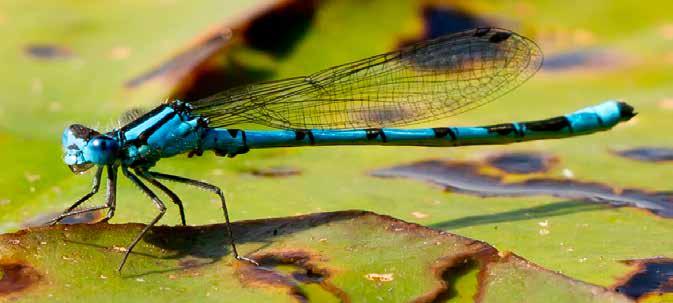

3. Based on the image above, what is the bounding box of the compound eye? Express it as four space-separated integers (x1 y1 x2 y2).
91 136 115 150
92 138 106 149
90 136 119 154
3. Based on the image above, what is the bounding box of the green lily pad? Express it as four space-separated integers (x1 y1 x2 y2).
2 0 673 301
0 211 630 302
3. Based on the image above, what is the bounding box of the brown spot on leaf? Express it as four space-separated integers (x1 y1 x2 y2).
372 159 673 218
236 249 348 303
236 262 307 301
613 258 673 300
24 44 73 60
431 238 498 302
411 253 491 303
177 257 211 270
485 151 559 174
613 147 673 163
0 262 41 296
249 166 301 178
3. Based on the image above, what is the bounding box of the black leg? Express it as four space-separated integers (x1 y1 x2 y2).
148 171 257 265
102 165 118 222
48 166 104 225
135 169 186 226
119 166 167 272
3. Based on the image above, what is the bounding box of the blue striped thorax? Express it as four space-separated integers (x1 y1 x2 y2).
118 101 207 168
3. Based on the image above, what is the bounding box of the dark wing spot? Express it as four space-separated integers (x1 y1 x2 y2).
474 27 491 37
489 31 512 43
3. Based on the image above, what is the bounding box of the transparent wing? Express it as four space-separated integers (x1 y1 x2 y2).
191 28 543 130
118 108 149 126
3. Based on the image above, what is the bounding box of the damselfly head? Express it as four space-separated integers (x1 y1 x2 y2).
62 124 119 174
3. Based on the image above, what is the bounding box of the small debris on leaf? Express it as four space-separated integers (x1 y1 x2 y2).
365 273 394 282
112 246 128 252
411 211 429 219
108 46 132 60
562 168 574 178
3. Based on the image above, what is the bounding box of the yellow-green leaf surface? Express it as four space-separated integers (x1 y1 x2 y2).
0 211 631 302
1 0 673 301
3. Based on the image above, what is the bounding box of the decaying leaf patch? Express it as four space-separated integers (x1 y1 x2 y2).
0 210 630 302
24 44 73 60
247 166 302 178
236 249 347 303
613 258 673 300
613 148 673 163
372 158 673 218
0 262 41 297
484 152 559 174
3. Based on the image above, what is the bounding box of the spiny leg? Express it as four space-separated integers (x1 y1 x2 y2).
48 166 104 225
148 171 257 265
102 165 118 222
119 166 167 272
136 169 186 226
